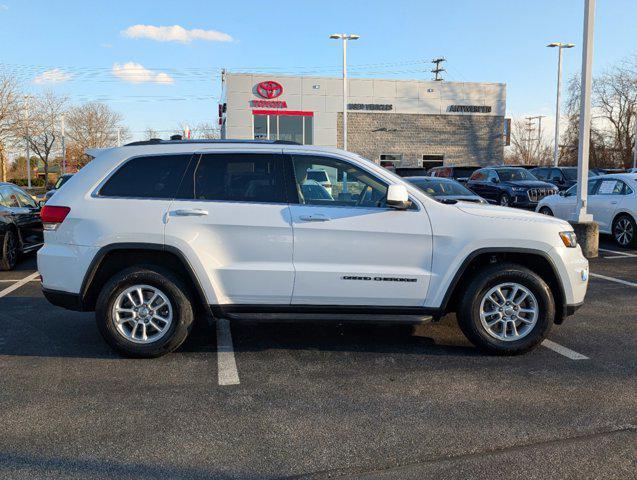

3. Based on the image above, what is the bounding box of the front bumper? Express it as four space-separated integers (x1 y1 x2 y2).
42 288 83 311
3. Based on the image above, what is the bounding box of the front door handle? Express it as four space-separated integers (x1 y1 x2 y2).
610 201 618 205
299 214 330 222
171 209 209 217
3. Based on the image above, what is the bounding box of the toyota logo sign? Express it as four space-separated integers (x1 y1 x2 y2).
256 81 283 99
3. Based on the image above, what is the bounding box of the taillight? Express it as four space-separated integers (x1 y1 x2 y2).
41 206 71 231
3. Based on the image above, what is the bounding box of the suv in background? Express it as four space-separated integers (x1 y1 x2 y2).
395 167 430 177
467 167 558 208
530 167 589 191
38 140 588 358
428 166 480 184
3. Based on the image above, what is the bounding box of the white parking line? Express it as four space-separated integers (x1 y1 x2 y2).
590 272 637 288
0 272 40 298
599 248 637 258
542 339 589 360
0 279 40 283
216 318 240 386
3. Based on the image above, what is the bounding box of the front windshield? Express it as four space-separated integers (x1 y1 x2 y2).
496 168 537 181
409 178 474 197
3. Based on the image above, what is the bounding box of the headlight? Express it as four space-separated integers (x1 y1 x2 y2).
559 231 578 248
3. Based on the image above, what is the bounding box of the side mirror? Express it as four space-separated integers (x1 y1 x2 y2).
38 199 46 208
386 184 411 210
491 177 499 183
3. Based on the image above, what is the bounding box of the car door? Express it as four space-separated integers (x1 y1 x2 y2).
165 151 295 305
553 179 598 220
287 153 433 307
589 178 626 232
467 169 489 199
10 186 44 248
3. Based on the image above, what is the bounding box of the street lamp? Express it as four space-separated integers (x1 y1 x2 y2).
330 33 359 151
547 42 575 167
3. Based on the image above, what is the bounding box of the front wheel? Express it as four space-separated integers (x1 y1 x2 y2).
0 230 19 271
499 193 511 207
457 263 555 355
539 206 554 216
612 214 637 248
95 266 194 358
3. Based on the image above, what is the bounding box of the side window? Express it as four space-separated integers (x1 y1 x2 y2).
549 168 563 181
470 170 486 181
487 170 499 182
0 187 20 207
291 155 388 208
596 179 623 196
180 153 287 203
532 168 546 180
99 155 191 198
11 187 37 208
565 179 599 197
622 182 634 195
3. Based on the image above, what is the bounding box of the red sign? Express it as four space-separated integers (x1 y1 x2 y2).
251 100 287 108
256 81 283 99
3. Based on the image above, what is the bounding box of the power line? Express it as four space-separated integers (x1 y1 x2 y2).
431 57 446 81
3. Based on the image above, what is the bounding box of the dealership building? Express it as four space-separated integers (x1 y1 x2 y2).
220 71 507 168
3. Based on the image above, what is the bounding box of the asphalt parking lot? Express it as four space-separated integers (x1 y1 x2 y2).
0 238 635 480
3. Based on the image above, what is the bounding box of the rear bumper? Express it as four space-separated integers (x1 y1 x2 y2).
42 288 83 311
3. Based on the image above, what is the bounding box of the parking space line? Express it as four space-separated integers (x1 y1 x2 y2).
589 273 637 288
0 279 40 283
542 340 589 360
598 248 637 258
0 272 40 298
216 318 240 386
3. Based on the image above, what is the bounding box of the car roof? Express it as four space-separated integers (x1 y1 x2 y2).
599 173 637 181
407 176 457 182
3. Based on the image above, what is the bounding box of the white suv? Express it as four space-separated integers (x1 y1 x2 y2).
38 140 589 357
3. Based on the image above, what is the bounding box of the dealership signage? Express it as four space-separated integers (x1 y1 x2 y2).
252 81 287 108
251 100 288 108
348 103 393 111
448 105 492 113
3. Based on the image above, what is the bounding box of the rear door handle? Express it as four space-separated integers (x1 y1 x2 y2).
172 209 209 217
299 214 329 222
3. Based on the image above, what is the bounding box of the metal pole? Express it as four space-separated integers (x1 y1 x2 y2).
342 37 348 151
537 116 543 163
553 47 563 166
633 115 636 169
61 114 66 174
24 96 31 189
574 0 595 223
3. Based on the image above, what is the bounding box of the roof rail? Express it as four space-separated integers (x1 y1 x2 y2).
123 139 300 147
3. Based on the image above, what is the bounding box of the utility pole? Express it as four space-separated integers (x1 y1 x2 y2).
117 128 121 147
524 117 536 164
431 57 446 81
527 115 546 164
574 0 595 224
60 114 66 174
633 114 636 169
24 95 31 189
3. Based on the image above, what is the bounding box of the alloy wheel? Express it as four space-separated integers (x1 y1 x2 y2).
614 217 634 247
6 232 17 269
500 195 510 207
112 284 173 344
479 282 538 342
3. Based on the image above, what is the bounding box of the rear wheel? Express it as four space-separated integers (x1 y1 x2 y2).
612 214 637 248
499 193 511 207
457 263 554 355
95 266 194 358
0 230 19 271
539 206 554 216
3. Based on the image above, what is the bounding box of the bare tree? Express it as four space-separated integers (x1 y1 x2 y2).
144 127 160 140
12 92 68 188
65 102 128 167
0 73 21 182
193 122 220 139
505 118 552 165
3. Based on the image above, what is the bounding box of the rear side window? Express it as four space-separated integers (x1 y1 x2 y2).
470 170 487 181
99 155 191 198
178 153 287 203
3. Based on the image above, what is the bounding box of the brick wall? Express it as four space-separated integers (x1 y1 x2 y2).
337 112 505 167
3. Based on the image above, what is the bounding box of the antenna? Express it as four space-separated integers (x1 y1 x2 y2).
431 57 446 81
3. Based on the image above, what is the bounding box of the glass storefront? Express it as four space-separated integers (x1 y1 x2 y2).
253 114 313 145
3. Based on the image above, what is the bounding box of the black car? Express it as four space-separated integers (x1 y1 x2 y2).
394 167 431 177
530 166 592 191
406 176 488 204
466 167 558 208
428 165 480 184
0 182 44 270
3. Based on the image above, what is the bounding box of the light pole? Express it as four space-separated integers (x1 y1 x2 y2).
330 33 359 151
23 95 31 189
633 114 636 169
574 0 595 224
60 114 66 174
547 42 575 167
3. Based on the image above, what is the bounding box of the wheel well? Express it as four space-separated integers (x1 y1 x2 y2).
82 248 207 312
444 251 565 322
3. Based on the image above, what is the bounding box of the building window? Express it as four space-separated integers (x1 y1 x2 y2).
422 154 444 169
380 154 403 162
253 113 313 145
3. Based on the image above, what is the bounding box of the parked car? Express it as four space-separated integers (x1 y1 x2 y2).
38 139 588 358
0 182 44 270
395 167 431 177
406 176 488 204
304 169 332 195
537 174 637 248
428 165 480 184
45 174 74 201
530 167 589 191
467 167 558 208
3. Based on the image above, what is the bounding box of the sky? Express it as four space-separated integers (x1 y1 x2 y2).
1 0 636 141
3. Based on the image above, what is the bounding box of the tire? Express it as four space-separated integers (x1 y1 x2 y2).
457 262 555 355
612 214 637 249
499 193 511 207
0 229 19 271
95 265 194 358
539 206 554 216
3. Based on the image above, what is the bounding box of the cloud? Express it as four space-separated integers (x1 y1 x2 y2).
33 68 73 84
112 62 174 84
121 24 232 43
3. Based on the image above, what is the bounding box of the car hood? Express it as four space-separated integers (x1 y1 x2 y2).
502 180 556 189
456 202 571 227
